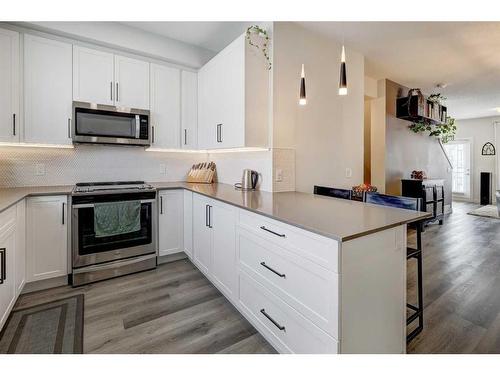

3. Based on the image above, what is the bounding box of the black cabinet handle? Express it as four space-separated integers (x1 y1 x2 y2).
260 262 286 278
68 119 72 138
12 114 16 136
0 247 5 284
260 226 286 238
116 82 119 102
62 202 66 225
216 124 223 143
205 204 209 227
160 196 163 215
260 309 285 331
184 129 187 145
152 126 155 144
110 81 113 101
208 205 213 228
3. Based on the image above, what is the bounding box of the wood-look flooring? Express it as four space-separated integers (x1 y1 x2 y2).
13 259 276 354
10 201 500 354
407 201 500 354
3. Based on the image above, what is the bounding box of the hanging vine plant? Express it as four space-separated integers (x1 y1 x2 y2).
407 92 457 143
246 25 272 70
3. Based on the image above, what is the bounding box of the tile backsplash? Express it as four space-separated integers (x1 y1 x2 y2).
0 145 206 187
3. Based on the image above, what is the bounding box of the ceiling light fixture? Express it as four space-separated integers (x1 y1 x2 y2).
338 45 347 96
299 64 307 105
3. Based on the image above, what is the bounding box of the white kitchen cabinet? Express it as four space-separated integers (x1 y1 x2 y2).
158 190 184 257
0 28 20 143
15 199 25 297
26 196 68 282
73 45 114 105
24 34 72 145
114 55 150 110
197 34 269 150
192 194 212 275
150 64 181 149
0 206 17 331
181 70 198 149
183 190 193 259
210 199 237 300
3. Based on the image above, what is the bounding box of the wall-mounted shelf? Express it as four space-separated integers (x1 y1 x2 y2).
396 95 447 125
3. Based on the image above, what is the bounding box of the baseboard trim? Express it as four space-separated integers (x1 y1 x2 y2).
21 275 69 294
157 252 188 265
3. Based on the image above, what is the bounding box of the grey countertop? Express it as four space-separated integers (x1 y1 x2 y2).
0 182 430 242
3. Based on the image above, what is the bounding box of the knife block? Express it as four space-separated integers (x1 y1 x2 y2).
186 163 216 184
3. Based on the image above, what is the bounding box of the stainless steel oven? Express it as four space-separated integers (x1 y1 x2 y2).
72 102 150 146
71 181 157 286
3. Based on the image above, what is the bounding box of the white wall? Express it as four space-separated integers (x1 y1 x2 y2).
272 22 365 194
12 22 214 69
455 116 498 203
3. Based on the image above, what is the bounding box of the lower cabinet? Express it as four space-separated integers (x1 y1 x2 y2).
15 199 26 297
183 190 193 259
26 196 68 282
158 190 184 257
0 206 17 331
192 193 237 301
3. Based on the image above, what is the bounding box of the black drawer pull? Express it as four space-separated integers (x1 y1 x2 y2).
260 226 286 238
260 308 285 331
260 262 286 278
0 248 6 284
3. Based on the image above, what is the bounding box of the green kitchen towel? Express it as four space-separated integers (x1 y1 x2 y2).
94 201 141 238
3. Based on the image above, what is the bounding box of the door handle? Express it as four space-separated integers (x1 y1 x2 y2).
208 205 213 228
116 82 119 102
152 126 155 144
0 247 5 284
62 202 66 225
110 81 113 101
12 114 16 136
68 119 72 138
260 309 285 331
205 204 209 227
216 124 223 143
160 196 163 215
184 129 187 145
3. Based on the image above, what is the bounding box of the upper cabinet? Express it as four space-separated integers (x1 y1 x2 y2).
0 28 19 143
150 63 181 149
198 34 269 150
24 34 73 145
72 46 150 110
73 46 114 106
114 55 150 109
181 71 198 149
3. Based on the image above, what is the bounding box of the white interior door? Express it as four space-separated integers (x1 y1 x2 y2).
444 140 472 200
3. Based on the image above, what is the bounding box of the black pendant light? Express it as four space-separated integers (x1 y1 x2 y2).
299 64 307 105
338 45 347 96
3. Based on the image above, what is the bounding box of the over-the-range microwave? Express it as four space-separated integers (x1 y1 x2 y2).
72 102 150 146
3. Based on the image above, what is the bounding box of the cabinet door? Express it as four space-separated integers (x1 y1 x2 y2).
150 64 180 149
73 45 114 105
158 190 184 257
197 61 218 150
15 199 25 297
192 194 212 275
114 55 150 109
24 35 72 145
0 224 16 331
211 200 237 300
181 70 198 149
26 196 68 282
183 190 193 259
0 28 19 143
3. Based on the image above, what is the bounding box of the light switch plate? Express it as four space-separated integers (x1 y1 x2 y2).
345 168 352 178
35 163 45 176
275 168 283 182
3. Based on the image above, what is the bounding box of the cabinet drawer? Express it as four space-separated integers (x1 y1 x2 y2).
423 187 434 202
237 227 339 338
238 271 339 354
238 209 339 272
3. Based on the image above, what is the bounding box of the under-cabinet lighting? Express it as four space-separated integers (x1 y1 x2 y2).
0 142 74 149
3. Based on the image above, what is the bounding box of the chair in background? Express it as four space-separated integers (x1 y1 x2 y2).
364 192 424 343
313 185 352 200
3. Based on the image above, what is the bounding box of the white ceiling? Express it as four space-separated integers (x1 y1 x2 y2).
297 21 500 120
121 22 253 52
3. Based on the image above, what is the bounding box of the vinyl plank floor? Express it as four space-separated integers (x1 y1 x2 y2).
12 259 277 354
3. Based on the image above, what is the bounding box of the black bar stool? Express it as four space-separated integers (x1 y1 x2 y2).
313 185 352 200
364 192 424 343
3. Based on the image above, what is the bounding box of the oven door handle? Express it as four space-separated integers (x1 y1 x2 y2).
72 199 156 209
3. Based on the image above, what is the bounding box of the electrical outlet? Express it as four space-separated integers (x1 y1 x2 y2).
345 168 352 178
275 168 283 182
35 163 45 176
159 164 167 175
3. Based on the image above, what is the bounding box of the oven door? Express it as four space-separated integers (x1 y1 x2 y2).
72 196 157 268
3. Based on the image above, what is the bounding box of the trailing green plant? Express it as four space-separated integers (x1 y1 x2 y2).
427 93 447 104
408 117 457 143
246 25 271 70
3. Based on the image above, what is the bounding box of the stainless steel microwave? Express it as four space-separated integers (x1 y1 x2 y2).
72 102 150 146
